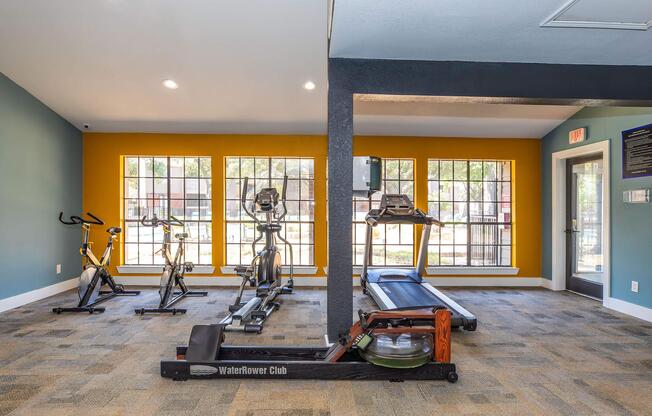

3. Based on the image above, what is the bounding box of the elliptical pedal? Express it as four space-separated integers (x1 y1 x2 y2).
228 303 245 313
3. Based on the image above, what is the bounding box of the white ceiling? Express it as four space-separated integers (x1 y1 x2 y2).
0 1 597 136
355 97 582 138
330 0 652 64
0 0 328 134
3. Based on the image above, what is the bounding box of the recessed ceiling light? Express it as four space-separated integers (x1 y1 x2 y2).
162 79 179 89
303 81 316 91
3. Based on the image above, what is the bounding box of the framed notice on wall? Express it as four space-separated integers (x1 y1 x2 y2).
622 123 652 179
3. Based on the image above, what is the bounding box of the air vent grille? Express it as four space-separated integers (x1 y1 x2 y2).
542 0 652 31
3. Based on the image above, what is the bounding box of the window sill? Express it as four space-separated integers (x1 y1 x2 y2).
220 266 318 275
426 267 519 276
326 266 415 276
117 265 215 275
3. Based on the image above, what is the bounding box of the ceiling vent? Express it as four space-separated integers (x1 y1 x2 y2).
542 0 652 30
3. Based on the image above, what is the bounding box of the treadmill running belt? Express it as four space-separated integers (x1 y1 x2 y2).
375 282 476 330
379 282 445 309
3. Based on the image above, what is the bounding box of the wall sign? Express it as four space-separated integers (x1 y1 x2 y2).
623 189 650 203
622 123 652 179
568 127 586 144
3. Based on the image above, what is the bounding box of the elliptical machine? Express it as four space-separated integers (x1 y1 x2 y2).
135 215 208 315
220 176 294 333
53 212 140 314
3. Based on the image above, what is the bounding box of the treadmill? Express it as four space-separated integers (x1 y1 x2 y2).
361 194 477 331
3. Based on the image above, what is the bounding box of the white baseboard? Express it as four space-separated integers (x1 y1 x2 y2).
0 277 78 314
604 297 652 323
541 278 555 290
424 277 544 287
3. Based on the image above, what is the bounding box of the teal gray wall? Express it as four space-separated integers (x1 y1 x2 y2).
0 73 82 301
542 107 652 308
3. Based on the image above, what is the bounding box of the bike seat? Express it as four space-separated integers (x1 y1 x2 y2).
107 227 122 235
175 232 188 240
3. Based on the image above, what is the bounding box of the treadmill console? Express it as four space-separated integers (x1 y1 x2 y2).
366 194 439 226
379 194 414 216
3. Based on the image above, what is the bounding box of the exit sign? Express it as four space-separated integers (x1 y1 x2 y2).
569 127 587 144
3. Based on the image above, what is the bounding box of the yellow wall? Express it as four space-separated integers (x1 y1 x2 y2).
354 136 541 278
83 133 540 278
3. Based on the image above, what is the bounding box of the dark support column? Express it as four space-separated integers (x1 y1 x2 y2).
327 85 353 340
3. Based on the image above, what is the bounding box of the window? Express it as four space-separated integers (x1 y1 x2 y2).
123 157 212 265
225 157 314 266
427 160 512 267
353 159 415 267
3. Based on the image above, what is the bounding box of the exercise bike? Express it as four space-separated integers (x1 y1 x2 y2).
220 176 294 333
135 215 208 315
53 212 140 314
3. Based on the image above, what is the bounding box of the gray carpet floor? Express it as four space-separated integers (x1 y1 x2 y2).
0 286 650 415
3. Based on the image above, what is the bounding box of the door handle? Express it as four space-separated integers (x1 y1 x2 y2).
564 229 579 234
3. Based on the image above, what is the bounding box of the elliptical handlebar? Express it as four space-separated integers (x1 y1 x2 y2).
241 177 261 226
241 176 290 223
277 175 289 222
59 211 104 226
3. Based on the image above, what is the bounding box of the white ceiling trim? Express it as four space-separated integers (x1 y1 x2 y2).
541 0 652 31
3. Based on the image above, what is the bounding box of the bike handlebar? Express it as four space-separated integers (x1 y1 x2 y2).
59 212 104 225
59 212 78 225
169 215 183 226
141 215 184 228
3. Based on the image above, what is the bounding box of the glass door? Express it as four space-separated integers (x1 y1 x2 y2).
566 156 604 299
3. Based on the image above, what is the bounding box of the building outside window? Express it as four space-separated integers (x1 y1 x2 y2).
353 158 415 267
427 160 512 267
225 157 314 266
123 156 212 265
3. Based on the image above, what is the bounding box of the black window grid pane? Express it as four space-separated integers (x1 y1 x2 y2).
353 159 415 267
123 156 212 265
427 160 512 267
224 157 314 266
